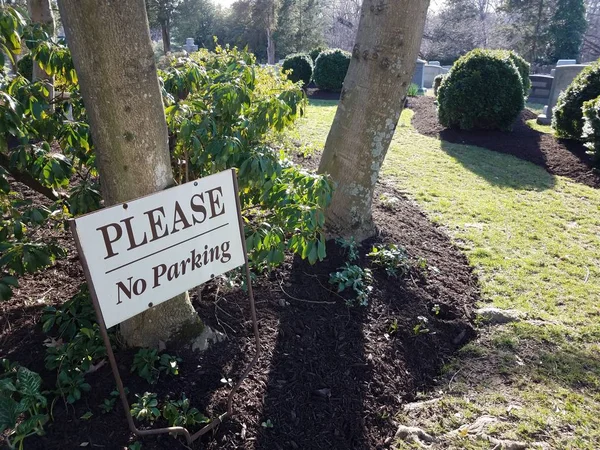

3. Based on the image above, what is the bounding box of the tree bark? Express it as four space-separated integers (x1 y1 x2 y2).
57 0 199 348
160 18 171 53
318 0 430 241
266 27 275 64
27 0 55 104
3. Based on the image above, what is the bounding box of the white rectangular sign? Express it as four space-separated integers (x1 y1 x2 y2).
72 169 245 328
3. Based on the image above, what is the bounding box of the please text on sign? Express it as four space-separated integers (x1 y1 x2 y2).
73 169 245 328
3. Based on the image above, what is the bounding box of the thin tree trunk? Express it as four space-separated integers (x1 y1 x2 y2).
531 0 545 62
267 27 275 64
318 0 431 241
161 18 171 53
27 0 55 105
57 0 199 348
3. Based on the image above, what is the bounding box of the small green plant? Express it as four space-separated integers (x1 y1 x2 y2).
99 389 125 414
128 442 142 450
162 394 209 428
261 418 274 428
329 263 373 306
388 319 399 335
44 325 105 404
0 360 49 450
431 304 441 316
413 316 430 335
130 392 160 423
130 349 181 384
335 236 359 261
41 285 96 340
406 83 420 97
367 244 410 278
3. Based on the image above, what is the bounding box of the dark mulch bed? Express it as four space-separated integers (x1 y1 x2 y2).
306 87 340 101
1 177 478 450
408 96 600 188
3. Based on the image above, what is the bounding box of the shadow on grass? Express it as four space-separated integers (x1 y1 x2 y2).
439 139 557 191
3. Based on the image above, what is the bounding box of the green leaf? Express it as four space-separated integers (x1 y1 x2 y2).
0 395 19 432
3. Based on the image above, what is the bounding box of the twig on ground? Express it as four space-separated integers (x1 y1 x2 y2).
278 279 336 304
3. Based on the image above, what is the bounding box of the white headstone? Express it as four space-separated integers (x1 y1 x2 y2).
537 64 588 125
183 37 198 53
556 59 577 66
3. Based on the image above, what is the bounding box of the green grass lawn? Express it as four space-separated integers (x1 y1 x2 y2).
294 100 600 449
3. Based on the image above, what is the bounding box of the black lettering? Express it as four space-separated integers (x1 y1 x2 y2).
153 264 167 287
171 201 192 234
191 249 202 270
209 245 220 262
120 216 148 250
220 241 231 263
116 277 133 304
133 278 147 295
206 187 225 218
190 193 207 225
97 222 123 259
167 262 180 280
144 207 169 242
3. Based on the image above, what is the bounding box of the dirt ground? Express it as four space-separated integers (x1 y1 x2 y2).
408 96 600 188
1 171 479 450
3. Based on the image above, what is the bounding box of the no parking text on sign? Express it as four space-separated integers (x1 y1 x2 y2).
72 169 245 328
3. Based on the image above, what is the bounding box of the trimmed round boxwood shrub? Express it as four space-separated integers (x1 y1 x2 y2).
309 45 327 63
553 60 600 140
496 50 531 94
282 53 313 87
433 73 446 97
582 95 600 165
313 49 351 92
437 49 525 131
17 53 33 81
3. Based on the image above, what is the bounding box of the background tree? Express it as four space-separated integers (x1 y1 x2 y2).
547 0 587 61
57 0 199 347
146 0 180 53
318 0 431 240
252 0 279 63
173 0 224 49
583 0 600 61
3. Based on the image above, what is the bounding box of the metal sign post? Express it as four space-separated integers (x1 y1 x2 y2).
70 169 260 445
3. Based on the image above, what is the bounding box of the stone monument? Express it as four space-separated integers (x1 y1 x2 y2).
537 64 588 125
183 38 198 53
412 59 426 92
423 63 448 89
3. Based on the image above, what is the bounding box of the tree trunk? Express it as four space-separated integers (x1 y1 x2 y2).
531 0 545 62
318 0 430 241
266 27 275 64
161 18 171 53
27 0 55 104
57 0 199 348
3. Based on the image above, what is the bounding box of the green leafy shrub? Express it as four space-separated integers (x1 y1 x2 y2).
162 394 209 428
582 95 600 165
0 360 49 450
492 50 531 94
282 53 313 87
329 263 373 306
367 244 410 278
163 46 333 270
406 83 420 97
309 45 327 62
433 74 446 97
553 60 600 139
437 49 525 131
313 48 351 92
16 54 33 81
131 348 181 385
130 392 160 423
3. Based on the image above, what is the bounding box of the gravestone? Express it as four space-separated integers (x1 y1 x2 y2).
528 74 554 105
423 64 448 88
428 61 441 66
183 37 198 53
550 59 578 76
411 59 426 92
537 64 588 125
